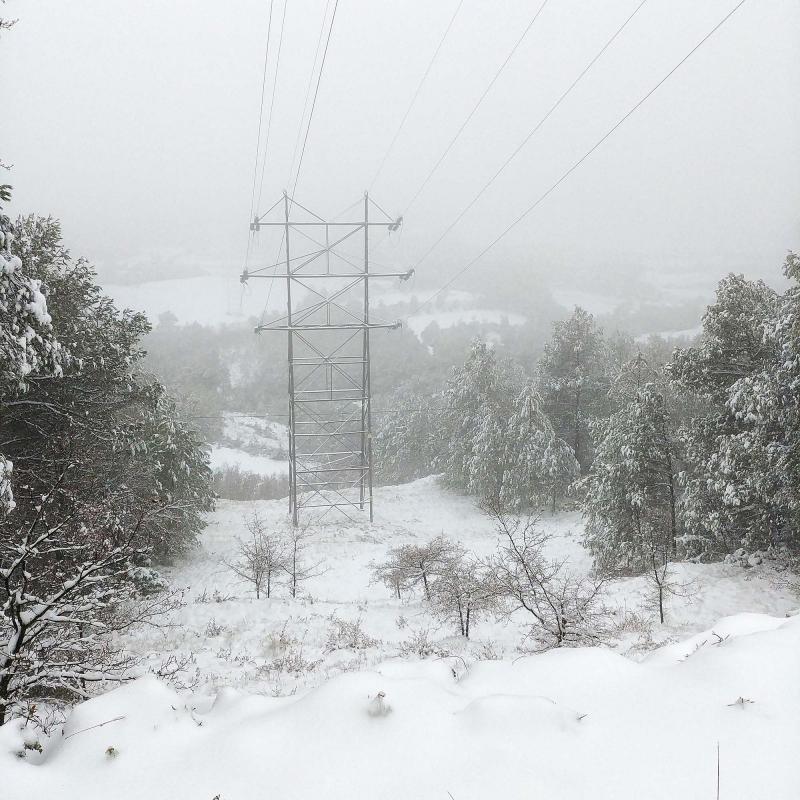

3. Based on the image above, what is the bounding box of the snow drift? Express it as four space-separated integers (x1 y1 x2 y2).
2 612 798 800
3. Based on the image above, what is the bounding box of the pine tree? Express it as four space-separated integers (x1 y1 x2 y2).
373 389 441 484
499 382 579 512
669 272 789 555
583 356 681 573
537 307 609 473
439 339 522 495
685 257 800 551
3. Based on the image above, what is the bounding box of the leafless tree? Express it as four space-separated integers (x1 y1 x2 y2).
281 519 325 599
645 546 695 624
484 503 607 649
226 511 286 599
373 535 456 600
430 545 494 639
0 475 182 726
371 560 408 599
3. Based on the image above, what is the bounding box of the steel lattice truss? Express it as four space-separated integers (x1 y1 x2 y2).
244 193 406 524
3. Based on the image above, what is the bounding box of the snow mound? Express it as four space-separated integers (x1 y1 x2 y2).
3 614 799 799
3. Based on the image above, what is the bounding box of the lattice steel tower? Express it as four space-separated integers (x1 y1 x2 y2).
243 193 407 524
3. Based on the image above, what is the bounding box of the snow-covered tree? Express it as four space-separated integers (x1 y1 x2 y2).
1 214 213 725
670 274 778 401
227 511 286 599
439 339 522 496
670 270 794 555
0 475 181 725
486 504 607 648
2 216 213 560
499 382 579 512
0 190 63 392
582 357 681 573
537 307 609 472
373 390 442 484
430 545 493 639
371 535 457 601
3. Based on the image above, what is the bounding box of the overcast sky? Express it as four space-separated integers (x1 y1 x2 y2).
2 0 799 299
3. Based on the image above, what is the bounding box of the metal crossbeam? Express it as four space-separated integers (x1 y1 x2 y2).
245 192 402 524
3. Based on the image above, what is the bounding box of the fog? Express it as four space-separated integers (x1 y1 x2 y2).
2 0 799 300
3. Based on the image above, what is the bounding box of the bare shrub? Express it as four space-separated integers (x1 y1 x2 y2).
398 628 445 658
430 546 495 639
150 653 200 691
324 613 380 653
261 624 320 676
372 535 457 600
485 504 608 649
204 618 225 637
282 520 325 599
645 548 695 624
226 511 286 599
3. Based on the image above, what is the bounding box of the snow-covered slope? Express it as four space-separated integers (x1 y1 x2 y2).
2 478 797 799
2 612 798 800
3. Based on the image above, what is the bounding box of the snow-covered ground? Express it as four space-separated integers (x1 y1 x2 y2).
208 445 288 477
3 477 797 799
208 413 290 476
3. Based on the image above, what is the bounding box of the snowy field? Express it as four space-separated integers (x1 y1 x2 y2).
2 477 798 799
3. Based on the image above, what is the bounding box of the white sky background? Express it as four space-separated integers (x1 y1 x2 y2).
2 0 799 298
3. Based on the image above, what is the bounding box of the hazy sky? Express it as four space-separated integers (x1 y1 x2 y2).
2 0 799 298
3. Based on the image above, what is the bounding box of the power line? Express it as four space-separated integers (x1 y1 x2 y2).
286 0 334 189
255 0 289 217
291 0 340 197
408 0 749 317
257 0 340 326
401 0 551 216
368 0 465 191
243 0 276 272
408 0 652 280
247 0 276 225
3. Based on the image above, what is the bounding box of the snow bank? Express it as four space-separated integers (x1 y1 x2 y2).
3 613 799 799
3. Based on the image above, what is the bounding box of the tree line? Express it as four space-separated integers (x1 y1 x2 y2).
375 256 800 575
1 198 214 726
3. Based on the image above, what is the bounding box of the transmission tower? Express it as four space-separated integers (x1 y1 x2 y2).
243 192 407 524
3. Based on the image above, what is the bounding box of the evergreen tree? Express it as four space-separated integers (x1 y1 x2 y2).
669 273 788 555
583 356 681 573
680 258 799 552
537 307 609 472
373 389 441 484
499 382 579 512
439 339 522 495
1 214 214 724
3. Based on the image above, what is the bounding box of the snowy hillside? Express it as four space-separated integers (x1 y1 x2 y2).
3 478 798 800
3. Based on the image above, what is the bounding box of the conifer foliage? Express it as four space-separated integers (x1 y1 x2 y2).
0 211 213 724
582 356 681 573
537 307 610 472
671 266 798 555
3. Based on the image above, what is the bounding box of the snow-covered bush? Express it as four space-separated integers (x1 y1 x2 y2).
486 504 608 649
323 613 380 653
430 545 494 639
372 535 456 601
